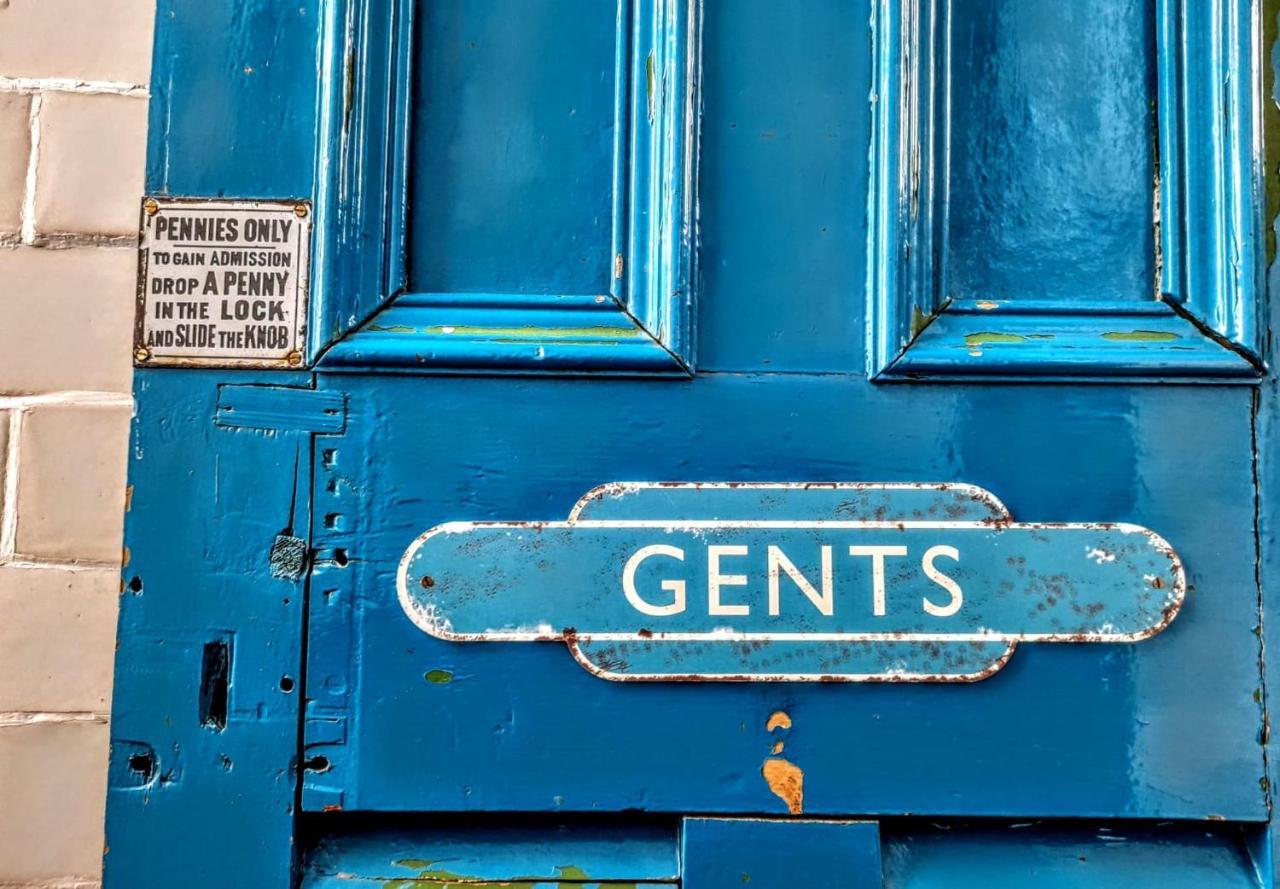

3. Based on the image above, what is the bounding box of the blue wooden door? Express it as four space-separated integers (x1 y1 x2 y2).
106 1 1279 886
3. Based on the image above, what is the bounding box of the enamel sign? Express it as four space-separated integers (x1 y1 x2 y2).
135 197 311 368
398 483 1185 682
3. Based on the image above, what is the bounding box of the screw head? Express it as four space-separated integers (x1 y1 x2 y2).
134 347 150 362
293 203 308 219
143 198 159 216
285 350 303 366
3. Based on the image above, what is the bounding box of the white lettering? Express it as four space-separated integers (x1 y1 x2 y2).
708 545 751 616
767 545 834 616
622 544 687 616
848 545 908 616
921 544 963 617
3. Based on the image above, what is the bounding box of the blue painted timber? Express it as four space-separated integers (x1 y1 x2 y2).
881 821 1264 888
682 818 882 889
105 371 318 885
302 819 678 886
111 0 1280 885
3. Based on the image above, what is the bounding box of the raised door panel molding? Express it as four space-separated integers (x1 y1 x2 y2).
868 0 1265 381
314 0 699 376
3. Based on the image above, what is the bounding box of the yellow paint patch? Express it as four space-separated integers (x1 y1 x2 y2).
1100 329 1181 342
766 710 792 732
963 331 1028 346
762 758 804 815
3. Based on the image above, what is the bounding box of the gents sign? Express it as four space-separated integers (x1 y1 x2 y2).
398 483 1186 682
135 198 311 367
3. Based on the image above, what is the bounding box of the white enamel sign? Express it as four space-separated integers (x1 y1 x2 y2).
135 198 311 367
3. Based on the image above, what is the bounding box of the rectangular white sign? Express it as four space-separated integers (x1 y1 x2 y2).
136 198 311 367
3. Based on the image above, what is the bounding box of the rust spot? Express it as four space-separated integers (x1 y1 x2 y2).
762 758 804 815
762 710 803 814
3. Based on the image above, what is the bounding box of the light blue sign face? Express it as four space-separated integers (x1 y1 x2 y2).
397 484 1185 682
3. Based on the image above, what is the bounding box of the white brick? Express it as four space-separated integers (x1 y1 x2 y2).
0 720 108 883
0 93 30 235
0 567 118 712
0 246 135 393
0 0 154 85
15 403 131 564
34 92 149 237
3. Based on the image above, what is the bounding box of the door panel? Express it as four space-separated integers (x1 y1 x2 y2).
409 0 621 296
304 375 1261 819
945 0 1159 304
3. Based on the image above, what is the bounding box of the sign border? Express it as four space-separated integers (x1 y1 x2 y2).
134 196 313 369
396 482 1187 683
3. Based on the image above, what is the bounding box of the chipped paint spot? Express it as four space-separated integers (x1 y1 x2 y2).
975 300 999 310
762 758 804 815
910 306 930 337
424 669 453 685
645 52 656 123
368 324 416 333
964 331 1028 346
1100 329 1181 342
382 859 614 889
762 710 803 813
1087 547 1116 564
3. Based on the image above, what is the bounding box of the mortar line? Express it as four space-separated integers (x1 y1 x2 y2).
0 409 23 560
0 75 147 97
0 392 132 410
0 557 121 572
0 711 109 727
19 93 40 245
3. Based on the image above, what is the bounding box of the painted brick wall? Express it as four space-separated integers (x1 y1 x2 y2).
0 2 154 886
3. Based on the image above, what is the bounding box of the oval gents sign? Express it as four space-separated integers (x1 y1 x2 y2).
397 483 1185 682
